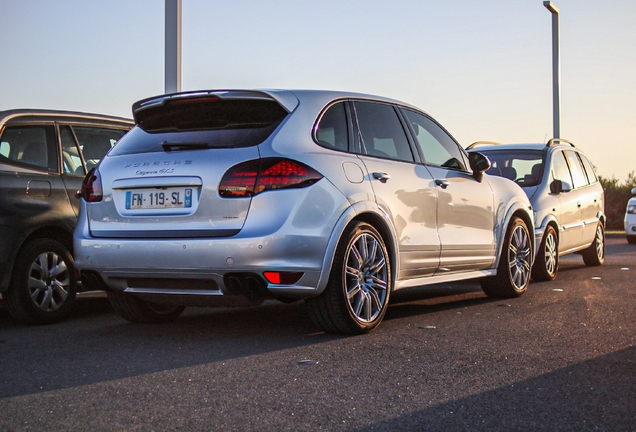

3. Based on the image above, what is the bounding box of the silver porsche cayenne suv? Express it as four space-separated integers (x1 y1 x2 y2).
74 89 534 334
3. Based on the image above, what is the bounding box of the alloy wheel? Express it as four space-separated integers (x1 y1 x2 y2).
508 224 532 290
544 230 558 276
28 251 71 312
344 233 389 323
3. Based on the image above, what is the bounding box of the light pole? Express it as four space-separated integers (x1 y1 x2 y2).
165 0 182 94
544 1 560 139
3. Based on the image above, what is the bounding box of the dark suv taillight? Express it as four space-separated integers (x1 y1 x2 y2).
81 168 103 202
219 158 322 198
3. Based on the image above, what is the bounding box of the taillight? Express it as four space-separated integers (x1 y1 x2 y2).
81 168 103 202
219 158 322 198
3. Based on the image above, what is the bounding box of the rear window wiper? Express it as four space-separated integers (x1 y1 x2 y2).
161 142 211 152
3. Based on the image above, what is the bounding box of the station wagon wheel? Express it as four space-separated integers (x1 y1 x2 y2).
582 222 605 266
107 291 185 324
532 225 559 281
306 222 391 334
6 238 78 324
481 217 531 298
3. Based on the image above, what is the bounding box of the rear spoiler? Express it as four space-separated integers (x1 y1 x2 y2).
132 90 299 123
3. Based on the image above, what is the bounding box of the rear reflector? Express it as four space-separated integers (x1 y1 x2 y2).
263 271 304 285
219 158 322 198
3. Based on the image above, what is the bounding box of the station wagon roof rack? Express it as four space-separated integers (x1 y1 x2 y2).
546 138 575 147
466 141 501 150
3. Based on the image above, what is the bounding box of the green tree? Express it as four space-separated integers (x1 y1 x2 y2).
599 172 636 231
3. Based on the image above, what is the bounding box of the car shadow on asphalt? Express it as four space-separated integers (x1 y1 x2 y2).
0 281 504 399
352 345 636 431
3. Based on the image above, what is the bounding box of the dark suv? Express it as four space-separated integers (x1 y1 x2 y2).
0 109 132 324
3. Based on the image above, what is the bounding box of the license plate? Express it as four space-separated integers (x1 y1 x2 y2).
125 188 192 210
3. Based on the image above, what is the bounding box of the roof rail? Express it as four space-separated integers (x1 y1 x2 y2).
546 138 575 148
466 141 501 150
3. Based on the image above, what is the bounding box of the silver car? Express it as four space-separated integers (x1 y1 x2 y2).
74 90 534 334
625 188 636 244
468 139 605 281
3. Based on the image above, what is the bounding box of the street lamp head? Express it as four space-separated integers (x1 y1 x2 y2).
543 1 560 14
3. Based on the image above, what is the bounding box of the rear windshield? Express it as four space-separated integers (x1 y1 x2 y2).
111 99 288 156
478 149 545 187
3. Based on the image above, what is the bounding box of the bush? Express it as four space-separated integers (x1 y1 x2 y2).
599 172 636 231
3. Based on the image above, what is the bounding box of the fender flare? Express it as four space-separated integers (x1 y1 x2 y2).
493 200 535 269
314 201 399 295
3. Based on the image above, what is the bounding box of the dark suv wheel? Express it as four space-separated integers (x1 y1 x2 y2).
6 238 78 324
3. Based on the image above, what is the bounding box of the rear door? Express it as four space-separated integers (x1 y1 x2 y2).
351 101 440 279
565 150 602 245
0 124 74 230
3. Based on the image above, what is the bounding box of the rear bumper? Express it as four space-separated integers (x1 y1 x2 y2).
74 182 350 301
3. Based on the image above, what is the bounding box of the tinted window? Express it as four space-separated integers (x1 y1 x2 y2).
315 102 349 151
113 99 287 156
0 125 58 172
579 153 598 183
354 102 414 162
476 149 543 186
402 109 467 171
551 151 573 188
565 150 588 188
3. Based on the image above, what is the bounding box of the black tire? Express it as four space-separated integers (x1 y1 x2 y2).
306 222 391 334
481 217 532 298
532 225 559 281
108 291 185 323
6 238 77 325
582 223 605 266
626 235 636 245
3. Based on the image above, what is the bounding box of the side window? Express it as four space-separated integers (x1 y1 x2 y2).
0 125 58 172
579 153 598 184
565 150 588 188
72 126 126 172
402 109 467 171
551 151 573 188
353 101 414 162
314 102 349 151
60 126 85 175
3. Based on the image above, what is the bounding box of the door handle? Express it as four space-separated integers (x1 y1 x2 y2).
435 179 450 189
372 172 391 183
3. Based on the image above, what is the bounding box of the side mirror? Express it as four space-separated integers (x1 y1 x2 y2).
468 152 491 183
550 179 572 194
631 187 636 195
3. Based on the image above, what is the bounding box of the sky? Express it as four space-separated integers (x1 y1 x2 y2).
1 0 634 181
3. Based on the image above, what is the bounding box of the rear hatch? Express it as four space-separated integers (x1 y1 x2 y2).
84 91 291 238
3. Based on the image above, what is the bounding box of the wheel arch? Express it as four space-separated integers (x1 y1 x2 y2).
1 224 75 292
536 213 560 246
493 204 535 270
315 202 398 296
21 226 75 255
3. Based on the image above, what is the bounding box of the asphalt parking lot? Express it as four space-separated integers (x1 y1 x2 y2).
0 235 634 431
